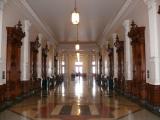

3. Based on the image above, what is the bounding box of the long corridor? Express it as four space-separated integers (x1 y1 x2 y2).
0 77 159 120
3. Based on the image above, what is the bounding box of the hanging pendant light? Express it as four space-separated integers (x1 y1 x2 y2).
75 43 80 51
75 25 80 51
71 0 80 25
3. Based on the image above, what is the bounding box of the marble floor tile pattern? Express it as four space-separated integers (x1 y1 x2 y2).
0 77 160 120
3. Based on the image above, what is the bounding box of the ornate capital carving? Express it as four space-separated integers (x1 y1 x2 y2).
114 35 124 51
128 21 145 45
42 44 49 57
107 44 113 56
7 21 25 47
31 36 41 52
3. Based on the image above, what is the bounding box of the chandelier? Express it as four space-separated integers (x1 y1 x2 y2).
71 0 80 25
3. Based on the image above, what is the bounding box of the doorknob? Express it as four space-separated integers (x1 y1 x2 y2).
2 71 5 79
147 70 149 78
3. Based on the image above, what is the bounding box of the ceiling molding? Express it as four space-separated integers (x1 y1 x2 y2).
13 0 58 46
98 0 134 46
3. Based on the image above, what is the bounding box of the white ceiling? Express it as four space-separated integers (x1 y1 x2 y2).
26 0 126 43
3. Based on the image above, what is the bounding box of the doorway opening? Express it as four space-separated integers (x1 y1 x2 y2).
75 61 83 76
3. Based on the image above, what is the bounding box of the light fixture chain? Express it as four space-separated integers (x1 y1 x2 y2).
77 24 78 42
75 0 77 10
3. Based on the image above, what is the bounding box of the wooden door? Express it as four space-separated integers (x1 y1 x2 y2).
114 36 125 91
128 21 146 100
108 46 114 79
42 45 48 80
99 54 102 75
54 54 58 75
30 37 40 90
6 22 25 100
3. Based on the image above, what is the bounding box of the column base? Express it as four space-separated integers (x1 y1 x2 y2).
125 80 132 95
0 84 6 105
21 81 30 95
31 78 42 92
147 83 160 106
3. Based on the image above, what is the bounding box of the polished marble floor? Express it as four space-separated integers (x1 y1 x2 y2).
0 77 160 120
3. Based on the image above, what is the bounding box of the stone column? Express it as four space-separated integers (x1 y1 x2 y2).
95 51 99 75
47 44 51 77
58 53 61 74
0 0 7 104
88 51 92 85
102 49 105 75
64 52 68 77
0 0 5 60
113 33 118 89
21 20 31 94
144 0 160 106
123 20 133 93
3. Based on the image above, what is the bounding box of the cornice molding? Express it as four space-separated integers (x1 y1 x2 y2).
98 0 136 46
12 0 58 46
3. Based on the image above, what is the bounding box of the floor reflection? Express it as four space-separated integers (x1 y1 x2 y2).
75 77 83 98
0 76 160 120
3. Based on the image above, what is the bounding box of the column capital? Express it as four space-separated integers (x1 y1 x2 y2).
123 20 130 30
38 33 43 39
112 33 117 40
0 0 7 10
144 0 158 9
24 20 31 31
38 33 43 43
